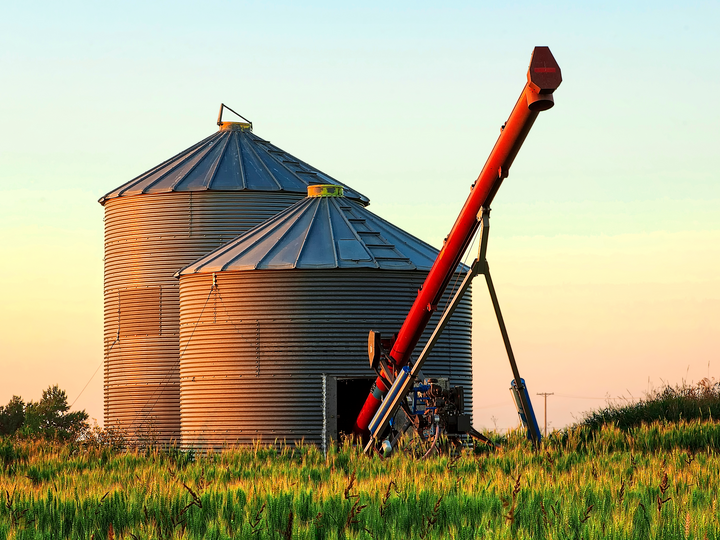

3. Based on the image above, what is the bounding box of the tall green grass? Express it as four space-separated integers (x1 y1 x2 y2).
1 420 719 539
580 378 720 433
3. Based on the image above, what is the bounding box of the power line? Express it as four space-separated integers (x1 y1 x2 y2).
70 333 119 410
132 286 215 434
69 361 103 410
553 394 609 400
475 402 510 409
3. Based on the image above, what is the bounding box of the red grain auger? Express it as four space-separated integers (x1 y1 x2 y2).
356 46 563 456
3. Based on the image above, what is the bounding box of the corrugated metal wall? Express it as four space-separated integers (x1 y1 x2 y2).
104 191 304 442
178 270 472 449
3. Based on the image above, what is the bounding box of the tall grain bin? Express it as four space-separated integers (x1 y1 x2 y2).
100 120 369 444
177 185 472 449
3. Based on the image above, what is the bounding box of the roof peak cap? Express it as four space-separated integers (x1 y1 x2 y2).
217 103 252 131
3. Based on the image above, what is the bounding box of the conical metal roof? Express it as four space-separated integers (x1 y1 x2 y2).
177 187 456 275
99 122 369 205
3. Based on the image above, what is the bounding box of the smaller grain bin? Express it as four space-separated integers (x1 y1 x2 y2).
176 186 472 450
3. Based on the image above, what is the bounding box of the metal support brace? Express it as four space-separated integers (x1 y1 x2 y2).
364 207 540 452
476 208 541 449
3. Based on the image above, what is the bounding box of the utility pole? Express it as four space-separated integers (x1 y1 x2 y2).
536 392 554 437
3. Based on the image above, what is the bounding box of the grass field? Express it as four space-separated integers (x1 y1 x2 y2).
1 418 719 539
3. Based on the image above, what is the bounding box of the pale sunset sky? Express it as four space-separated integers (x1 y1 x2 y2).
1 1 718 431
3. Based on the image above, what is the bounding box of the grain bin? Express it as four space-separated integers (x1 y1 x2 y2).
100 119 368 444
176 185 472 449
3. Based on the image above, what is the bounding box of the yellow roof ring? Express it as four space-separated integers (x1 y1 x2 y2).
218 121 252 132
307 184 344 198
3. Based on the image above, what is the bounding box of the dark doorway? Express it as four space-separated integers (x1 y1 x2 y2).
336 377 375 439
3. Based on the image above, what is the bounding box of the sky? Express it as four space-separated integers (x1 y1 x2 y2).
1 1 718 432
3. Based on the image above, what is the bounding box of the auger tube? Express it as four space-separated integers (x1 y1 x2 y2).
353 46 562 437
